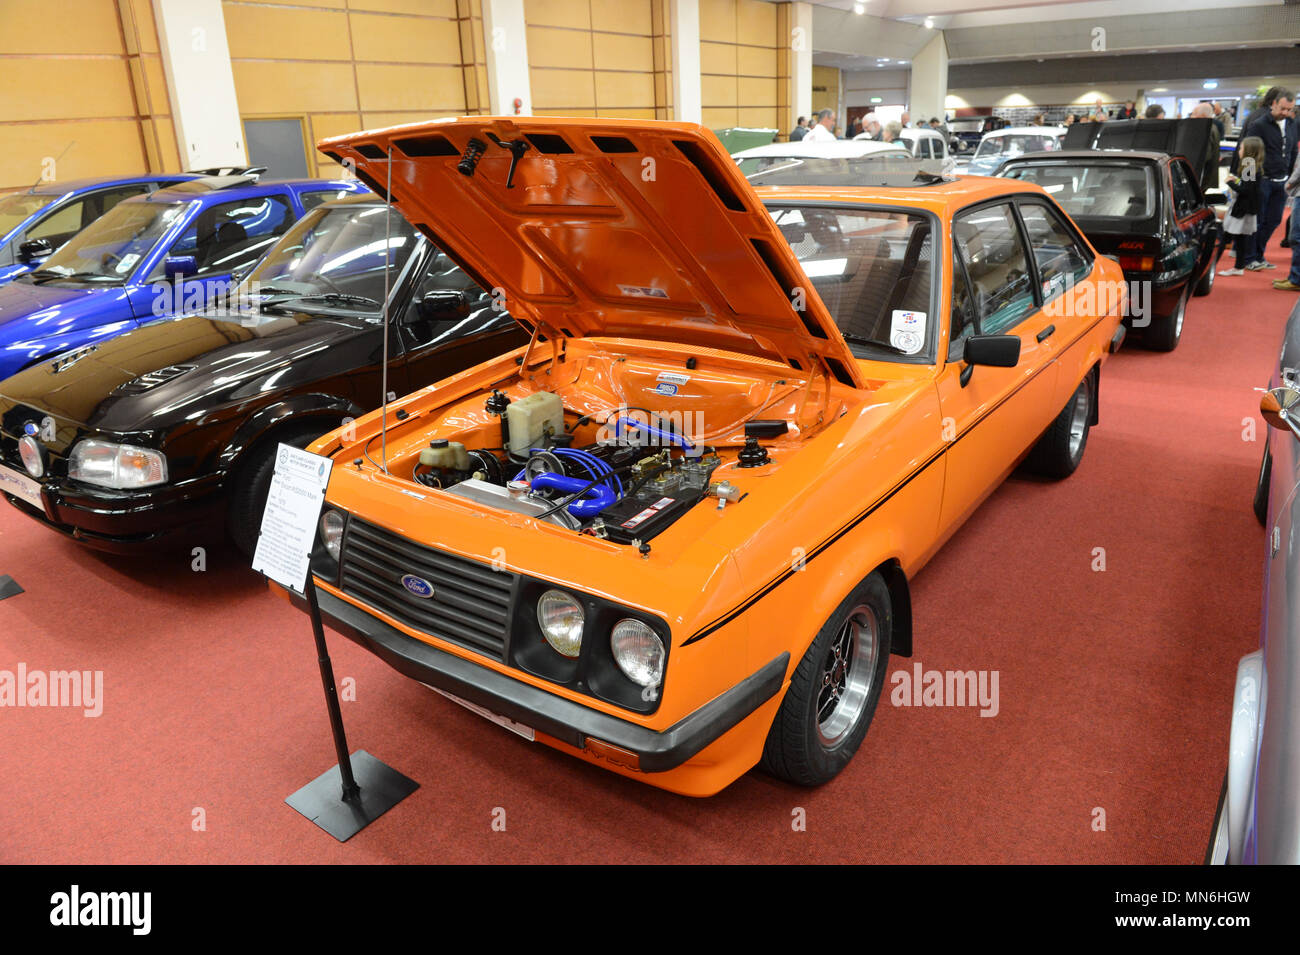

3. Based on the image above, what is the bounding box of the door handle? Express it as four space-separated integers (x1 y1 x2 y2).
1036 325 1056 343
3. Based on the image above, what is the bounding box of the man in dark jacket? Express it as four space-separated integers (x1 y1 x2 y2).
790 117 809 142
1192 102 1221 189
1241 88 1297 269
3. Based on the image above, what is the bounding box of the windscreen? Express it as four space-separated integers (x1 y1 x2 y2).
244 203 419 312
769 204 935 361
26 199 189 283
0 192 53 237
1002 162 1156 218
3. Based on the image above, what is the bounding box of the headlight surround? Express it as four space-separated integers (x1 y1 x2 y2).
536 589 584 657
610 618 665 687
319 509 345 561
67 439 167 489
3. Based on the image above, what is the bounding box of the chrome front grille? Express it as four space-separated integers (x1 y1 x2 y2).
339 518 513 659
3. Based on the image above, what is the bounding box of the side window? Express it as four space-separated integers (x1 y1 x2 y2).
1017 202 1092 302
952 203 1036 336
949 247 978 361
162 195 294 278
405 248 504 321
299 189 350 213
26 198 88 244
1169 161 1197 218
83 185 151 226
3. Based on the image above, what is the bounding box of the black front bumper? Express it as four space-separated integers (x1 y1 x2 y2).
291 584 789 773
1 473 226 554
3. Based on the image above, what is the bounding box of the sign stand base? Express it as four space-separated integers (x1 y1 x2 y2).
286 749 418 842
286 576 417 842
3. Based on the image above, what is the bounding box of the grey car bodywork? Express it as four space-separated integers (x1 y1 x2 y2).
1212 297 1300 863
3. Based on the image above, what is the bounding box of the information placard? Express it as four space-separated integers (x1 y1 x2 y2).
251 444 334 594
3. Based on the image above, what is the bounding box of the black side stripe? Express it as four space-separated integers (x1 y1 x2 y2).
680 312 1111 647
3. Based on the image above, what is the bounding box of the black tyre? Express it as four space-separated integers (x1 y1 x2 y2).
1023 374 1093 479
1147 288 1187 352
227 421 334 556
1254 444 1271 527
1194 254 1216 297
760 573 892 787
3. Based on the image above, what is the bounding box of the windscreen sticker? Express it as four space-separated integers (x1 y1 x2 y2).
657 372 690 385
654 382 678 396
889 309 927 355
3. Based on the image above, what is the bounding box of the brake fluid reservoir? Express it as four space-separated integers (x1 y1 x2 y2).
419 439 470 470
506 391 564 456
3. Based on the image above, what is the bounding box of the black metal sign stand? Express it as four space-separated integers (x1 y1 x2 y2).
0 575 22 600
284 574 418 842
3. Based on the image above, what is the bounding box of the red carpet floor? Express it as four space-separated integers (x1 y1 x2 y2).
1 240 1294 864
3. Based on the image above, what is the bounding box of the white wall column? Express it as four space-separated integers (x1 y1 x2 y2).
791 1 813 130
909 30 949 123
669 0 701 124
483 0 532 116
152 0 244 169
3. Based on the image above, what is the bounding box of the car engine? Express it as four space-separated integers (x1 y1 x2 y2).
408 389 749 546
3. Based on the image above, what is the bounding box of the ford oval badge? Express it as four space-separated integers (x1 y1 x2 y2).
401 574 435 599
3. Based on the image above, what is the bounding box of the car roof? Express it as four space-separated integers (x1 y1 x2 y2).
142 177 358 203
983 126 1067 137
24 173 198 196
1002 149 1167 164
753 174 1048 215
734 139 906 159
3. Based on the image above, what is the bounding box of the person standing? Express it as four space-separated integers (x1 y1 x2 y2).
1241 88 1296 270
1273 141 1300 291
1191 102 1221 190
1219 138 1264 276
804 108 836 143
790 116 809 142
1211 101 1229 139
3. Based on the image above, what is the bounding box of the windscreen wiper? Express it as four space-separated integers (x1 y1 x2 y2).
296 292 383 309
29 269 117 284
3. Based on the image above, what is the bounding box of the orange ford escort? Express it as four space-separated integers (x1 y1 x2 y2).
274 117 1126 796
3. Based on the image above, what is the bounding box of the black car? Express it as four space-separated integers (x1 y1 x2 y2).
0 196 527 555
997 118 1219 352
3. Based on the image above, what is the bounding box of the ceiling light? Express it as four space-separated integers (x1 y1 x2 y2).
924 17 934 29
854 2 865 13
1203 80 1218 89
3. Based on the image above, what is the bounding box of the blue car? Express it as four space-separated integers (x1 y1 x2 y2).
0 174 202 285
0 174 364 381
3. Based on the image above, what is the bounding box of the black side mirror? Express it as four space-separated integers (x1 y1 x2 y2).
18 238 54 264
414 289 470 321
964 334 1020 367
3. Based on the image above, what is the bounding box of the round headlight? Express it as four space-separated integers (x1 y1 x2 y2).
18 436 44 478
537 589 584 657
611 618 665 687
319 509 345 561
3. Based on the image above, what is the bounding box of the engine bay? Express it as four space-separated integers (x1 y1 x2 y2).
407 388 764 546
